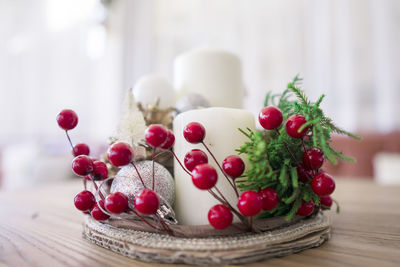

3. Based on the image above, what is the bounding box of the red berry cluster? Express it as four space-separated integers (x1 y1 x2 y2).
258 106 335 215
57 110 175 234
176 122 280 231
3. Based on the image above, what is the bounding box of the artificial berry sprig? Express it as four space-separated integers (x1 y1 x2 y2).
57 110 173 235
237 75 359 221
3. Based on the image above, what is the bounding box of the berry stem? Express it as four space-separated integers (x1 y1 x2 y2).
332 198 340 213
301 139 316 177
301 139 307 152
152 147 155 190
275 128 298 165
230 223 248 232
214 187 230 205
155 213 174 236
130 162 146 188
170 151 191 175
65 130 75 152
208 188 256 232
128 210 162 231
90 175 105 200
201 141 239 197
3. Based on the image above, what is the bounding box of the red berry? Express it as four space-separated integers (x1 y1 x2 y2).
160 129 175 149
134 189 160 215
105 192 129 214
296 163 313 183
222 155 245 178
145 124 168 147
320 196 333 210
72 143 90 157
183 122 205 144
74 190 95 211
311 172 335 196
303 148 324 170
92 160 108 180
258 106 283 130
107 142 133 167
285 114 308 138
191 164 218 190
259 188 279 211
91 200 110 221
297 200 315 216
72 155 93 176
208 205 233 230
56 109 78 130
237 191 263 217
184 149 208 172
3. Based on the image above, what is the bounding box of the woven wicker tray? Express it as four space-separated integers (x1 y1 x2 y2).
83 213 330 265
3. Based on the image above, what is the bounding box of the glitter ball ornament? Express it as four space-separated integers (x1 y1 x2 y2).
175 93 210 113
110 161 176 222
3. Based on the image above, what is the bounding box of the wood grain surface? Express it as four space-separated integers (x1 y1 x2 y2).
0 178 399 267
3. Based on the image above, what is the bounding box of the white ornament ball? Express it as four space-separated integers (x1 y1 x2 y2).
132 75 176 109
110 161 175 207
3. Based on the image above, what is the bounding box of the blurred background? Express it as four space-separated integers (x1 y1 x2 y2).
1 0 399 190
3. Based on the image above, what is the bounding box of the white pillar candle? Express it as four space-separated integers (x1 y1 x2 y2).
174 48 244 108
173 107 256 225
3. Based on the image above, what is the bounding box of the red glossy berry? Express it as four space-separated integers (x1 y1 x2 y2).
72 143 90 157
74 190 95 211
56 109 78 130
92 160 108 180
134 189 160 215
145 124 168 147
91 200 110 221
259 188 279 211
222 155 245 178
191 164 218 190
208 205 233 230
311 172 335 196
160 129 175 149
105 192 129 214
72 155 93 176
258 106 283 130
297 200 315 216
107 142 133 167
320 196 333 210
296 163 313 183
183 122 206 144
303 148 324 170
184 149 208 172
285 114 308 138
237 191 263 217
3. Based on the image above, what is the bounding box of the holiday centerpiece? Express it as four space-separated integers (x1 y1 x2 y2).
56 74 359 265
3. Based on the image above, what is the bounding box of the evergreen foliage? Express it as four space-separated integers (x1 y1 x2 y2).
237 75 359 220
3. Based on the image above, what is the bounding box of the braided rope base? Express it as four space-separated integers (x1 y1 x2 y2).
83 214 331 265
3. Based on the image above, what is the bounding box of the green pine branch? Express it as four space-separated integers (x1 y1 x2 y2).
238 75 359 221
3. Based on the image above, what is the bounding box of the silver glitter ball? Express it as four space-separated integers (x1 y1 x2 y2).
110 161 176 223
176 93 210 113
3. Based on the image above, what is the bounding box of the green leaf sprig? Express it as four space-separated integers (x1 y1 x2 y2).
236 75 359 221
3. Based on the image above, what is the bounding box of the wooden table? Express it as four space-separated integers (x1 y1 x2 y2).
0 179 399 267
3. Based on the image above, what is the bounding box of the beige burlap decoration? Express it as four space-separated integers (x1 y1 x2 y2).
83 213 331 265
